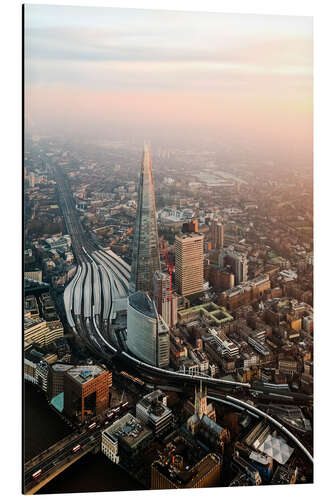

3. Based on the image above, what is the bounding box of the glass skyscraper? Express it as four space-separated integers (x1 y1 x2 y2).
127 291 169 368
130 143 161 295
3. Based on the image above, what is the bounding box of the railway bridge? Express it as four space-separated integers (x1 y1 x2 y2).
50 159 313 471
24 430 101 495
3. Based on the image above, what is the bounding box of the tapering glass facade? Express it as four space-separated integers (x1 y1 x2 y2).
130 144 160 295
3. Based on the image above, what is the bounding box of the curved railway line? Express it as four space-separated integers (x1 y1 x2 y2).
51 160 313 464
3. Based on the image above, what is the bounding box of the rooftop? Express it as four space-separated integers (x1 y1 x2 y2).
51 363 74 373
176 232 203 240
24 347 45 364
24 316 46 330
153 445 220 488
66 365 105 384
201 414 224 436
129 291 157 319
137 391 172 421
258 433 294 465
50 392 64 413
104 413 152 448
178 302 233 324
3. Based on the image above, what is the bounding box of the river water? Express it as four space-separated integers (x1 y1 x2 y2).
24 383 144 494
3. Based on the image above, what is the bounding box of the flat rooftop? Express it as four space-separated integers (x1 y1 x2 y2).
178 302 233 324
66 365 105 384
176 233 203 240
24 316 45 330
104 413 152 448
51 363 74 373
153 447 220 488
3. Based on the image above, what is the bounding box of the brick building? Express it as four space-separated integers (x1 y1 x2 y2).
63 365 110 422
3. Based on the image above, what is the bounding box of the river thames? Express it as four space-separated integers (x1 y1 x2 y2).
24 383 144 494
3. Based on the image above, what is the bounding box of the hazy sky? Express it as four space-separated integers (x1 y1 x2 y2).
25 5 312 160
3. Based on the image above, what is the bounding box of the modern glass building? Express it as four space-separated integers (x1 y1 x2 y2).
129 143 160 295
127 291 169 368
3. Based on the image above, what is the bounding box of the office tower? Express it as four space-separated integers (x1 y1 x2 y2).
211 218 224 249
219 249 248 285
153 271 178 328
63 365 110 423
130 143 160 295
175 233 204 296
127 291 170 368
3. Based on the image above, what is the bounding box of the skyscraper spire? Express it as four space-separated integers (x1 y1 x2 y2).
130 143 161 295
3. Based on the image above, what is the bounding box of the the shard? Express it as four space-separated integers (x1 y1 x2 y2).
129 143 161 295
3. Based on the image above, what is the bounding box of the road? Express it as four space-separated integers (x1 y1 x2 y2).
52 159 313 403
24 429 101 493
24 402 133 493
47 158 313 464
53 161 252 390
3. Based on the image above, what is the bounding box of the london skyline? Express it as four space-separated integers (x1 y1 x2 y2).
23 4 313 495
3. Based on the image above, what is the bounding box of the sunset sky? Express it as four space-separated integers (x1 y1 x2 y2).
25 5 312 161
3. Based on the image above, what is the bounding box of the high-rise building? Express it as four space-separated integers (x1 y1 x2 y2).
130 143 160 295
219 248 248 285
211 218 224 250
175 233 204 296
153 271 178 328
63 365 109 423
127 291 170 368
